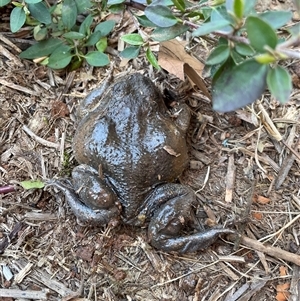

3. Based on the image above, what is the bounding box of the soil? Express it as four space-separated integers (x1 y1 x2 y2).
0 1 300 301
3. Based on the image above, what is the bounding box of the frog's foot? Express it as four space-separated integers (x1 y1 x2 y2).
147 184 234 253
47 165 120 225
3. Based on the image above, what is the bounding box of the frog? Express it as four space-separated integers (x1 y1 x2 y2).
50 73 233 253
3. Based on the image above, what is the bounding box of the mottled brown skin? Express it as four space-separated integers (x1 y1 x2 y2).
51 73 233 253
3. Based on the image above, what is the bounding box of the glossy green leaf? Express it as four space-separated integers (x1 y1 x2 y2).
20 180 45 189
235 43 255 56
10 7 26 33
94 20 116 36
25 0 42 3
96 37 107 52
135 14 157 28
206 45 230 65
79 14 93 35
20 38 63 59
259 11 292 30
47 45 73 69
172 0 185 12
212 59 268 112
62 0 77 30
119 46 140 59
107 0 125 5
84 51 110 66
0 0 11 5
120 33 144 46
267 66 292 104
151 24 188 41
192 20 231 36
85 31 103 46
233 0 244 19
246 16 278 52
63 31 86 39
74 0 92 13
146 47 160 70
28 2 51 24
145 5 177 28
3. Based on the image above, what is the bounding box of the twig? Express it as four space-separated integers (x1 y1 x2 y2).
0 289 49 300
0 185 15 194
22 125 60 149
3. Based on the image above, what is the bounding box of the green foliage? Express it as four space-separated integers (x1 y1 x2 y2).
5 0 114 69
2 0 298 111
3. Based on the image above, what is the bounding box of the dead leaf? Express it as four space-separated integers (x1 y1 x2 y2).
158 40 211 99
252 212 263 220
163 145 181 157
279 266 288 277
253 194 271 204
276 283 290 301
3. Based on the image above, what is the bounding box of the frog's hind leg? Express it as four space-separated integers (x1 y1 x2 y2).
147 184 234 253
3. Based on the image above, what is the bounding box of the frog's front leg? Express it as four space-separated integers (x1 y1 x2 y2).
49 164 121 225
147 184 234 253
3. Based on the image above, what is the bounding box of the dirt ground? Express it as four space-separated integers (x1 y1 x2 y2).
1 1 300 301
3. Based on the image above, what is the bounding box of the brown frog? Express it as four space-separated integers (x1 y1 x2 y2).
50 73 233 253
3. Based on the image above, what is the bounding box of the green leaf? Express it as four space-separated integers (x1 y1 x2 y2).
287 23 300 36
235 43 255 56
212 59 268 112
233 0 244 19
79 14 93 35
107 0 125 5
25 0 42 3
254 53 276 64
267 66 292 104
62 0 78 30
230 49 243 64
33 25 48 41
84 51 110 66
85 31 103 46
120 33 144 46
243 0 256 15
20 38 64 59
152 0 173 5
135 14 157 28
0 0 11 5
28 2 51 24
206 45 230 65
146 47 160 70
47 45 73 69
63 31 86 40
20 180 45 189
10 7 26 33
119 46 140 59
74 0 92 13
145 5 178 28
172 0 185 12
96 37 107 52
108 3 124 12
94 20 116 36
151 24 189 41
192 20 231 37
246 16 278 52
258 11 292 30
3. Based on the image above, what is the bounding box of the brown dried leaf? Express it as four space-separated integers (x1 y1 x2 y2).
158 40 210 99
